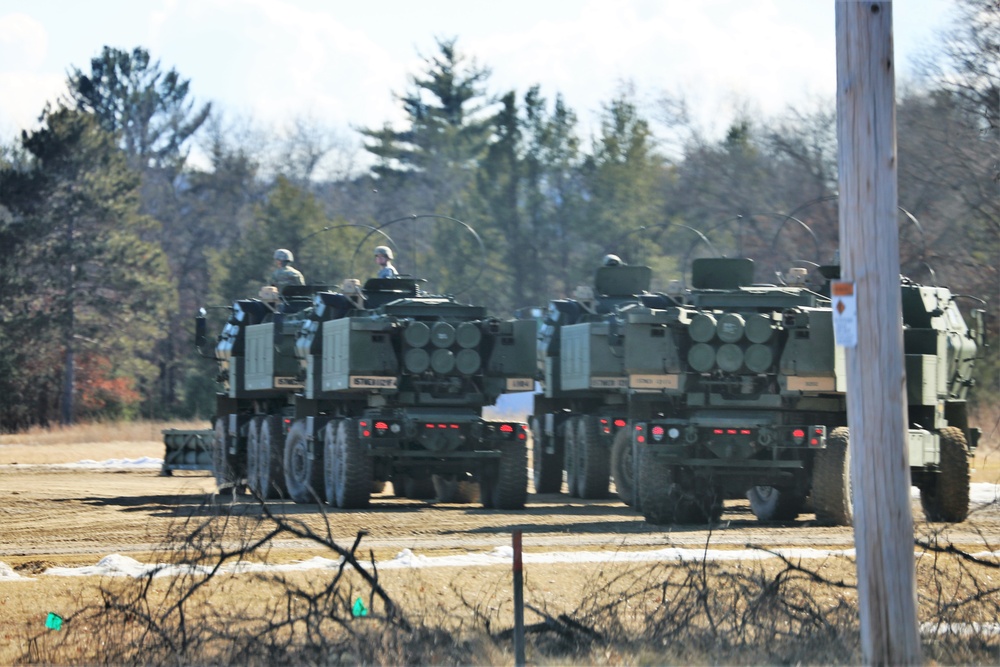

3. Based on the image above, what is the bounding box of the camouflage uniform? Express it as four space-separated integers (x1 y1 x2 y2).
271 265 305 291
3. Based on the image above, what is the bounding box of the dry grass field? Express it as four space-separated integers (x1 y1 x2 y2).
1 414 998 665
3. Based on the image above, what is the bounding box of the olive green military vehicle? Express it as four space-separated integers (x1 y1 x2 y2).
199 265 537 510
529 257 667 499
622 257 984 525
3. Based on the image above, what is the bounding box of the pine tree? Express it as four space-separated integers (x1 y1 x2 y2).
0 108 174 427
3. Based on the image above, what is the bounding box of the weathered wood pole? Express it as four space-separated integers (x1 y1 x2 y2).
835 1 921 664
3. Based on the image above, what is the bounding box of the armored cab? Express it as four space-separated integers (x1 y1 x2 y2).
530 261 661 498
625 258 983 526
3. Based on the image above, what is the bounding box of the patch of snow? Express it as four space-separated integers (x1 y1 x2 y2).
910 483 999 507
32 545 865 579
0 457 163 470
920 622 1000 637
0 561 29 581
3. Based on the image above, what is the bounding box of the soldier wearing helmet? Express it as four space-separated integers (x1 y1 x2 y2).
603 254 625 267
271 248 305 291
374 245 398 279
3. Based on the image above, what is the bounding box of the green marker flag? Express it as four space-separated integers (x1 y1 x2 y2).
352 597 368 617
45 613 63 631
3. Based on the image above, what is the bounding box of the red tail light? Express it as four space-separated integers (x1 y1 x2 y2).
613 418 627 428
499 423 514 434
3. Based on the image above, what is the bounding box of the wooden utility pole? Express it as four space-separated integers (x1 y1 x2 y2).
835 2 921 664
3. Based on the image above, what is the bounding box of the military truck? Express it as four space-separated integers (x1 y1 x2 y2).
529 257 668 499
622 257 984 525
200 267 537 510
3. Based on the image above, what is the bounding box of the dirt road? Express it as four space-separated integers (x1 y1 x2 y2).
2 439 998 568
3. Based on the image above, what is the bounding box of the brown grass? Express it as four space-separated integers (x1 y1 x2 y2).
3 498 998 666
2 416 998 664
0 420 207 446
971 403 1000 484
0 420 207 465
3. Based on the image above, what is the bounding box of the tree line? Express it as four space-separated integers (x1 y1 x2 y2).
0 0 995 430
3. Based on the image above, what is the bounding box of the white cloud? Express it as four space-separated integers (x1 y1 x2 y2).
0 12 47 67
0 12 58 134
143 0 413 133
0 0 959 145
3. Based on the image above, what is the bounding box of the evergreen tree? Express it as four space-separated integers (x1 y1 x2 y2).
66 45 214 415
582 92 667 276
211 176 360 302
477 87 584 311
0 108 174 427
66 46 211 172
360 38 497 295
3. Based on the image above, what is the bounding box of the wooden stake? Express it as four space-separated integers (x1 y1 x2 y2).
513 530 525 666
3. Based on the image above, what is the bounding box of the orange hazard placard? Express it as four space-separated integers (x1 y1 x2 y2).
831 280 857 348
831 282 854 297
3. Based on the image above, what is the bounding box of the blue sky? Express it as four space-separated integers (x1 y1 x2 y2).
1 0 956 155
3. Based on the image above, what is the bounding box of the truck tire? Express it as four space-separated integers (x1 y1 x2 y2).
577 416 610 499
564 417 580 498
283 419 321 504
479 466 497 510
245 417 262 496
333 419 373 509
212 417 239 491
695 485 724 524
259 415 286 499
531 416 563 494
919 426 970 523
812 426 852 526
322 421 339 505
638 447 719 525
638 446 677 524
747 486 805 521
486 442 528 510
611 428 634 505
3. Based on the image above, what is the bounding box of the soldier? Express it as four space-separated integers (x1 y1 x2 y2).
603 253 625 267
374 245 398 278
271 248 305 291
